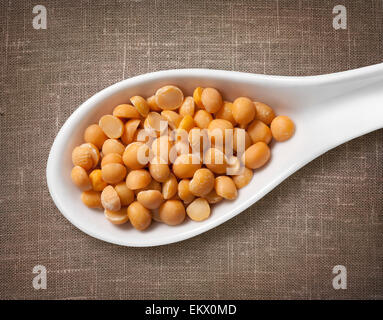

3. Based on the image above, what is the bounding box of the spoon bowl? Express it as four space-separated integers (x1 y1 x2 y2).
46 64 383 246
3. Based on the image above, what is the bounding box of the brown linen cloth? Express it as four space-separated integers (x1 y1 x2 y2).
0 0 382 299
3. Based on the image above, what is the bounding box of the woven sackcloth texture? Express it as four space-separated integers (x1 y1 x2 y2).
0 0 382 299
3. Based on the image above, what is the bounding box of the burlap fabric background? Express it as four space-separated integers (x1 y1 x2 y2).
0 0 382 300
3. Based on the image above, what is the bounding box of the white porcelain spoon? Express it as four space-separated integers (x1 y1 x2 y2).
46 63 383 247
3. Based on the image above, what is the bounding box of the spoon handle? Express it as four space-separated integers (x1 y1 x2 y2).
295 63 383 155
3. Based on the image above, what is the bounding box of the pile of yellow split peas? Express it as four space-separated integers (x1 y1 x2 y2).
71 85 295 231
